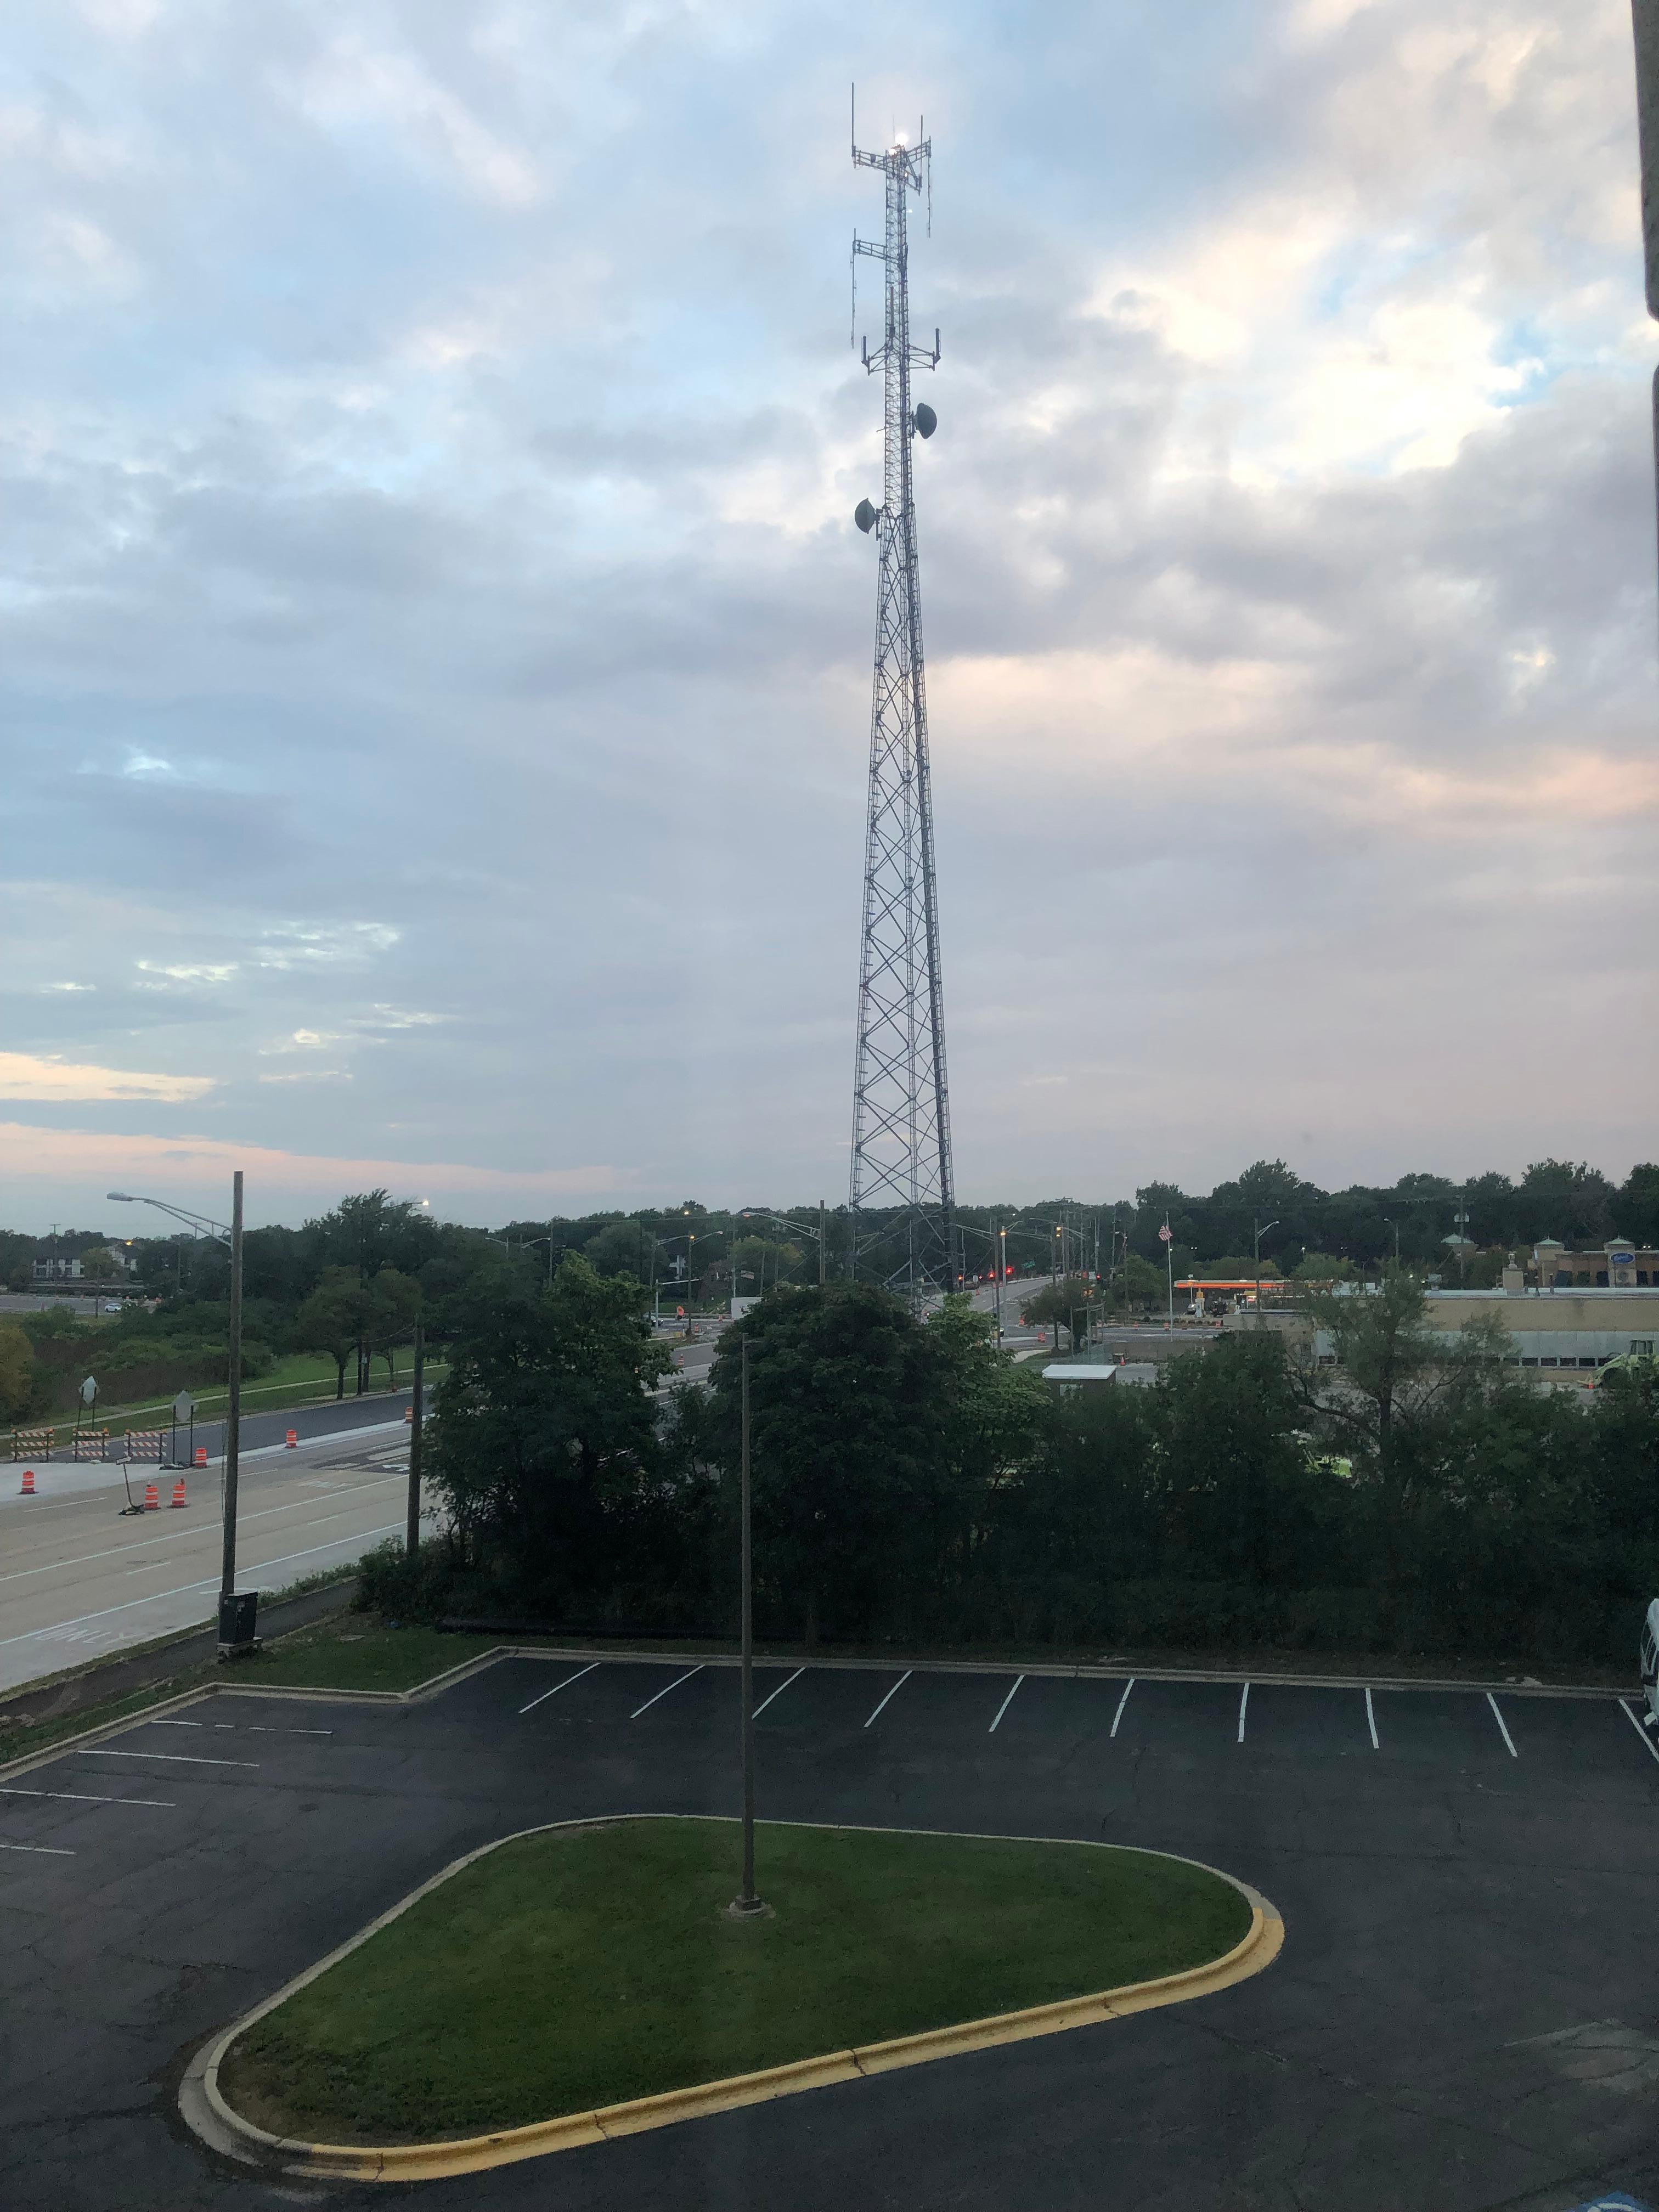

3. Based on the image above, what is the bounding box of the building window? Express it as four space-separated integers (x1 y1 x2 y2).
1596 1271 1609 1286
1641 1272 1651 1286
1576 1272 1593 1285
1578 1357 1597 1368
1633 1341 1655 1357
1555 1270 1572 1286
1522 1357 1538 1366
1540 1357 1559 1367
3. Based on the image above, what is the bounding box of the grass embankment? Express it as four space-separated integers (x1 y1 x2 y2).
219 1816 1251 2144
19 1350 451 1448
0 1616 505 1768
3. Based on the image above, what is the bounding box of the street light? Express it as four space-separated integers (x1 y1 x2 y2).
1254 1218 1280 1329
730 1335 765 1920
1383 1218 1401 1266
109 1176 250 1651
738 1203 831 1289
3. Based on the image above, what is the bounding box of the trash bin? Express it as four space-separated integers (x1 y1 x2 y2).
218 1590 259 1651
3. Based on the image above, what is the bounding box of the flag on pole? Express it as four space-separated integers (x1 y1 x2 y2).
1158 1224 1172 1244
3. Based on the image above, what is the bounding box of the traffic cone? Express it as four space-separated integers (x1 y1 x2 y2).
285 1429 297 1449
403 1407 413 1424
194 1446 207 1468
170 1478 187 1508
19 1468 35 1497
142 1480 159 1511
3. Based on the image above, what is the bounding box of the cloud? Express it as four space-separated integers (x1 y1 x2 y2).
258 1068 353 1084
0 1054 215 1103
255 923 402 970
0 1121 618 1212
3 0 1655 1226
135 960 240 985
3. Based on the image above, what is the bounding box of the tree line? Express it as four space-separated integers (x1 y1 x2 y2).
363 1259 1659 1668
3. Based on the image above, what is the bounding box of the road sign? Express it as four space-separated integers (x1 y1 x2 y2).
80 1375 98 1406
173 1391 194 1422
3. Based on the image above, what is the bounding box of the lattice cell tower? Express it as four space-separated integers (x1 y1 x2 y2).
847 102 956 1299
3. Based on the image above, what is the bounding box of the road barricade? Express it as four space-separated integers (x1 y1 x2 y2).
7 1428 53 1462
71 1429 111 1462
123 1429 166 1463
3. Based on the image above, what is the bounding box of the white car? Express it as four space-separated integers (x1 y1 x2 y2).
1643 1599 1659 1729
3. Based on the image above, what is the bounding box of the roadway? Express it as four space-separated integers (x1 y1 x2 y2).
1 1654 1655 2209
0 1423 416 1697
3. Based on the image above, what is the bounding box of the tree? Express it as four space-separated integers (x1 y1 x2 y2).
0 1324 34 1423
581 1221 647 1279
430 1256 672 1604
706 1283 938 1646
1290 1268 1521 1584
1019 1276 1098 1349
78 1246 120 1280
1516 1159 1616 1247
306 1190 439 1285
293 1268 368 1400
362 1268 421 1389
1293 1251 1356 1283
1149 1333 1322 1586
1618 1163 1659 1248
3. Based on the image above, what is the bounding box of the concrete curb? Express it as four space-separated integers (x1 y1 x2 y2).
180 1814 1283 2185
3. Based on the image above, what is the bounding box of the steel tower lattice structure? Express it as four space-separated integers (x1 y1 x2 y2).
847 113 956 1300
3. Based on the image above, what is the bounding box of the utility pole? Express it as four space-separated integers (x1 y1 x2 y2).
730 1337 765 1918
848 99 952 1303
819 1199 827 1288
406 1320 424 1555
221 1171 243 1605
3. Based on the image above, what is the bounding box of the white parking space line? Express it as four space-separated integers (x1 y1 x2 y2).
1365 1688 1380 1751
989 1675 1025 1733
1619 1699 1659 1764
1110 1679 1135 1737
753 1667 804 1718
1 1786 174 1807
1237 1683 1250 1743
863 1671 911 1727
1486 1691 1519 1757
77 1748 259 1769
0 1840 74 1856
630 1666 704 1719
148 1719 333 1735
519 1662 600 1716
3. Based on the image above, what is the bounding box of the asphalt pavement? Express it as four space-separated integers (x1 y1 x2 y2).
1 1654 1656 2210
0 1423 416 1694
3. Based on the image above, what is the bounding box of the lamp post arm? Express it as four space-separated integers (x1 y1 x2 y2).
106 1192 232 1246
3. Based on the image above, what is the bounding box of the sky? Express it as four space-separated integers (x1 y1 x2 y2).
3 0 1656 1233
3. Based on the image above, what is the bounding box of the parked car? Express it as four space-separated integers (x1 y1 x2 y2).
1642 1600 1659 1729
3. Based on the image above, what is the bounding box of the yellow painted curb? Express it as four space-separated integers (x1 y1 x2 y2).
185 1815 1283 2185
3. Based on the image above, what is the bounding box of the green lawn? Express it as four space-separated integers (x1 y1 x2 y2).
219 1816 1251 2143
27 1348 449 1444
0 1615 499 1768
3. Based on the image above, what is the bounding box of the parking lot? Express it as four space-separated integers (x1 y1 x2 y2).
2 1651 1657 2211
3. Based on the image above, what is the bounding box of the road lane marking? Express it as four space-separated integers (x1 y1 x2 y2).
1237 1683 1250 1743
1486 1691 1518 1757
1365 1687 1379 1751
1110 1679 1135 1737
0 1525 402 1649
863 1671 911 1727
1619 1699 1659 1764
630 1666 704 1719
519 1663 600 1716
77 1749 259 1768
0 1480 405 1589
0 1787 174 1807
0 1840 74 1855
989 1675 1025 1733
753 1667 805 1718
